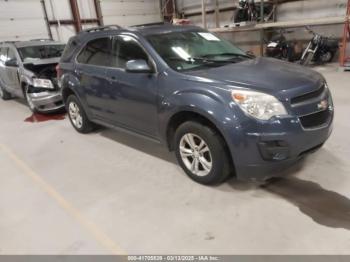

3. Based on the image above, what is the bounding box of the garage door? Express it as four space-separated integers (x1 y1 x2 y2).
101 0 162 27
0 0 48 41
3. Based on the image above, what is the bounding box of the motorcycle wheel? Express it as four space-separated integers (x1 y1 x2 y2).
319 51 334 64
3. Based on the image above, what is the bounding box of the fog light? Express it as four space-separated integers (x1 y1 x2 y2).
258 141 289 161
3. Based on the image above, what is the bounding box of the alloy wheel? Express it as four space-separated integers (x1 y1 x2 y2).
179 133 212 177
69 102 83 129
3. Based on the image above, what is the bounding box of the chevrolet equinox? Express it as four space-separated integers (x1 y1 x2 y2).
59 24 334 185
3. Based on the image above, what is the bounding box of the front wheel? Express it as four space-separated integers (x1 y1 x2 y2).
174 121 232 185
0 84 12 100
66 95 95 134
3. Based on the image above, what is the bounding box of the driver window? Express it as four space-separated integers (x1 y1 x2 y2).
114 35 149 69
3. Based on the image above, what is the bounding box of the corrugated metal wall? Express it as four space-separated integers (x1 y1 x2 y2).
0 0 162 42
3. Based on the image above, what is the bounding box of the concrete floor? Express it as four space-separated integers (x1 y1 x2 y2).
0 65 350 255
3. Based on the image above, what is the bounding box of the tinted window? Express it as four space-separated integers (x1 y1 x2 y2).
115 35 148 69
77 37 112 67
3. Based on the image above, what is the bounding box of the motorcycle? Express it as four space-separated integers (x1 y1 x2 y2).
265 29 299 62
300 27 339 66
234 0 273 24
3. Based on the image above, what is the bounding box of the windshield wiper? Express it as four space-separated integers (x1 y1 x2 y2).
168 56 231 64
201 53 252 59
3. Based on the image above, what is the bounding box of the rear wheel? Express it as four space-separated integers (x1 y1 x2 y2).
174 121 232 185
319 51 334 64
66 95 95 134
0 84 12 100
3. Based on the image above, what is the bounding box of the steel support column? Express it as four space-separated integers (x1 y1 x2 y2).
69 0 82 33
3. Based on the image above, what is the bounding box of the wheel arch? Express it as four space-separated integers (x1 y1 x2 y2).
165 110 235 172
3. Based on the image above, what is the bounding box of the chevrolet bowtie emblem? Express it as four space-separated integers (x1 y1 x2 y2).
317 100 328 110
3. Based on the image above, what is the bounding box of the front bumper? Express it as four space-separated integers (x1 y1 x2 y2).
226 107 334 182
233 118 333 181
28 90 64 112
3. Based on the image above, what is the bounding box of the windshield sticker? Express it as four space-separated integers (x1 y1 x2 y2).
198 33 220 41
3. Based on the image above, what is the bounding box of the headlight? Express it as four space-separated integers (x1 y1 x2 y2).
33 78 54 89
232 90 287 120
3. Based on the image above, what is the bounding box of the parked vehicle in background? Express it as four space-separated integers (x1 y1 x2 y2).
300 27 339 66
265 29 300 62
0 40 65 113
59 24 334 185
234 0 273 24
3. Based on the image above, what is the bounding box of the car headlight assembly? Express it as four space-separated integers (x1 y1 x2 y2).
232 90 288 120
33 78 54 89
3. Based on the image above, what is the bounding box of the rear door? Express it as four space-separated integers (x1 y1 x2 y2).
75 37 113 120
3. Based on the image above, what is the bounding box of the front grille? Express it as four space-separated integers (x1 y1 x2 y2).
291 84 326 105
299 109 331 129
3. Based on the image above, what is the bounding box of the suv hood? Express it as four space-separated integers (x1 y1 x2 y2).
184 57 324 99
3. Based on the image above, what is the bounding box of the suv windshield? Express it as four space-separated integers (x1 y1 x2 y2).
147 31 249 71
18 45 65 62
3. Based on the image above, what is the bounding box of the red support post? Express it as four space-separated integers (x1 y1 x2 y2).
340 0 350 67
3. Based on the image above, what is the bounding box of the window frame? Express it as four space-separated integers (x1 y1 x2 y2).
75 34 157 73
112 34 156 72
76 36 113 68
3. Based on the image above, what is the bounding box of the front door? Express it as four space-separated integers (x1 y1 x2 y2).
104 35 159 138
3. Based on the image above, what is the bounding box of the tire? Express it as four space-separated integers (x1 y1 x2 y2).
24 85 39 113
174 121 232 185
319 51 334 64
66 95 95 134
0 84 12 100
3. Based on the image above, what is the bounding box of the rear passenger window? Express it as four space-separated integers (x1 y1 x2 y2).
77 37 112 67
115 35 149 69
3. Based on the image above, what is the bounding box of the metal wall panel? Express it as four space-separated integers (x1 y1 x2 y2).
0 0 47 41
101 0 162 26
0 0 162 42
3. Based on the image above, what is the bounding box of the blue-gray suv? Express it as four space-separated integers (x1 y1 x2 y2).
59 24 334 185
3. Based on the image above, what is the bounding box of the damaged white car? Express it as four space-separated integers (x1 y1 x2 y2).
0 40 65 113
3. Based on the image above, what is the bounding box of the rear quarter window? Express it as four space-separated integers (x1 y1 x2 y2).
60 38 79 63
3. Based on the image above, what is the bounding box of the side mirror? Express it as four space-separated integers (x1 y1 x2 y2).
5 59 19 67
126 59 153 73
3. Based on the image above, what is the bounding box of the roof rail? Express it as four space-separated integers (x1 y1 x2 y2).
82 25 123 33
30 38 53 42
0 41 18 45
131 22 169 28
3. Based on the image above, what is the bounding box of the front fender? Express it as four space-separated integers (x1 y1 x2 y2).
158 89 241 161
